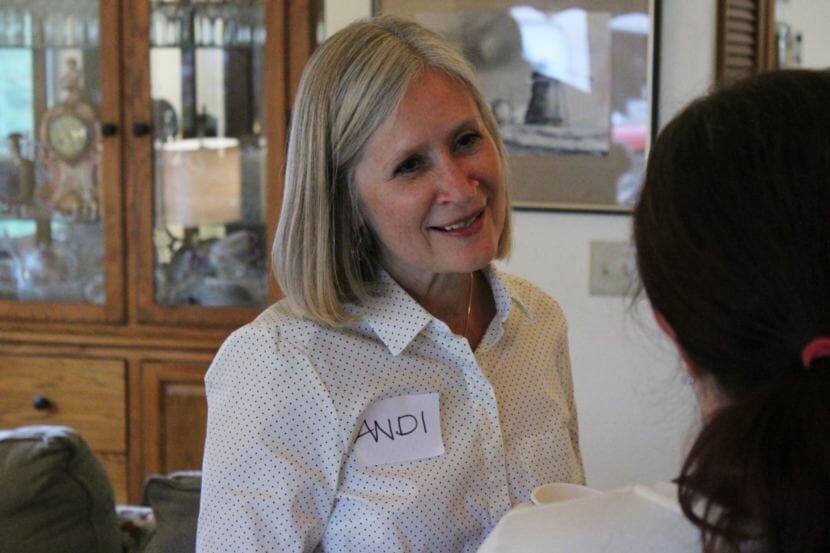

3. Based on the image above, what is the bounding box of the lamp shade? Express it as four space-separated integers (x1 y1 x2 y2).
158 137 242 227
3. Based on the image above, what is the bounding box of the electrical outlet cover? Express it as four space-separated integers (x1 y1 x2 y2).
589 241 635 297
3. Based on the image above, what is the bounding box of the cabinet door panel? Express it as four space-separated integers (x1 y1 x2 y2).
126 0 288 328
142 361 207 476
0 0 124 323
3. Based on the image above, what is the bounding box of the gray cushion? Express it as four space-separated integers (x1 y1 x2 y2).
142 471 201 553
0 425 121 553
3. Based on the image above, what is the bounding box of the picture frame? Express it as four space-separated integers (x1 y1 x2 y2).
373 0 662 213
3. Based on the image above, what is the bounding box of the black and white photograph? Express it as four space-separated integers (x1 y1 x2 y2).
418 7 612 157
376 0 660 211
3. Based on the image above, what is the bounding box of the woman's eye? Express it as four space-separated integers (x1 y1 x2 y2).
394 156 423 176
456 131 482 151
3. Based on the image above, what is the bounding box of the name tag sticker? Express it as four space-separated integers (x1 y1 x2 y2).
353 392 444 467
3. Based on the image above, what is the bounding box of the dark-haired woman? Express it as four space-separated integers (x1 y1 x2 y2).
480 69 830 553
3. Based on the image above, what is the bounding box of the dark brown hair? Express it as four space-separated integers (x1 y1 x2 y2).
633 70 830 553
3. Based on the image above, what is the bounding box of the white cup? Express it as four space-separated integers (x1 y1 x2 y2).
530 482 602 506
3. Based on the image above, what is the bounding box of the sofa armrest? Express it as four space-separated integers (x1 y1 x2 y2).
141 471 201 553
0 425 121 553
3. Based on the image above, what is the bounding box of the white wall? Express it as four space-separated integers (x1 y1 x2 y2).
324 0 717 490
776 0 830 69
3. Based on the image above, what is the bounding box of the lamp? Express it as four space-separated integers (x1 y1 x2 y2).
154 137 245 305
157 137 241 228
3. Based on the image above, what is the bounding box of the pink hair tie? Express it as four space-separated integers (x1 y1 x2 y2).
801 337 830 368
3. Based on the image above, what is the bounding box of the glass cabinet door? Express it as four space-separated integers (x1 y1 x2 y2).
0 0 122 321
149 0 268 311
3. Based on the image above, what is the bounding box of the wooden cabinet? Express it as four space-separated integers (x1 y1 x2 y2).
0 0 317 503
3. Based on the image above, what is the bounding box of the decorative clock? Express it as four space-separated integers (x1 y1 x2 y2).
39 56 97 166
42 108 95 164
37 57 101 221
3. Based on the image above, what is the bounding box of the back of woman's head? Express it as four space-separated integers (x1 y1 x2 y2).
634 69 830 553
273 15 511 325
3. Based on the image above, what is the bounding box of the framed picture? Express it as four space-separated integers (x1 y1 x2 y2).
373 0 661 213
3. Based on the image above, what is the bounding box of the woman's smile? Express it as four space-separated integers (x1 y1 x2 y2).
429 209 484 235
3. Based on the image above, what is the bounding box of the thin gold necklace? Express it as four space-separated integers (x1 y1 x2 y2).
462 272 474 339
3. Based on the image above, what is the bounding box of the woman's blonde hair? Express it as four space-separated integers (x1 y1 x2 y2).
273 15 512 326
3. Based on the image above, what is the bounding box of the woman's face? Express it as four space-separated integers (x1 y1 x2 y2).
354 69 506 286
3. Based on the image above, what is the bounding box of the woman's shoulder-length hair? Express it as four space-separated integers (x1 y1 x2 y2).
272 15 512 326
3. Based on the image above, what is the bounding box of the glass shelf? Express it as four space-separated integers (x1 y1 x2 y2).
0 0 100 49
149 1 265 48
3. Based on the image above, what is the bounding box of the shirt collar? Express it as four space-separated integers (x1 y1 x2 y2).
478 266 535 350
358 271 433 357
491 267 535 324
357 267 535 356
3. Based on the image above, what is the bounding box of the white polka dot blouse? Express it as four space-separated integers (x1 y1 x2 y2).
197 267 584 552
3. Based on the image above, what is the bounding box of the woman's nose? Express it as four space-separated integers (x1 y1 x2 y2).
435 158 477 203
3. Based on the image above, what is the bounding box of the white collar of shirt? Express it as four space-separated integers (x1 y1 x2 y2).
355 266 535 357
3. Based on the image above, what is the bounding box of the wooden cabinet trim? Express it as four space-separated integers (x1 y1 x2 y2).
0 327 227 351
99 452 128 504
100 0 127 323
265 0 289 302
141 361 209 478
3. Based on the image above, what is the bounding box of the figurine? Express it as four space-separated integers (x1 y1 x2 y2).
0 133 36 215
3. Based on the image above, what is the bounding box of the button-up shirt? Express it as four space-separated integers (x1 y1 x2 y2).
197 268 583 553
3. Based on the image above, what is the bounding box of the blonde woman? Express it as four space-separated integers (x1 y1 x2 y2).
197 16 583 552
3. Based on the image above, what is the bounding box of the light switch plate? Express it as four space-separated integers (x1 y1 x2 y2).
589 241 635 297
